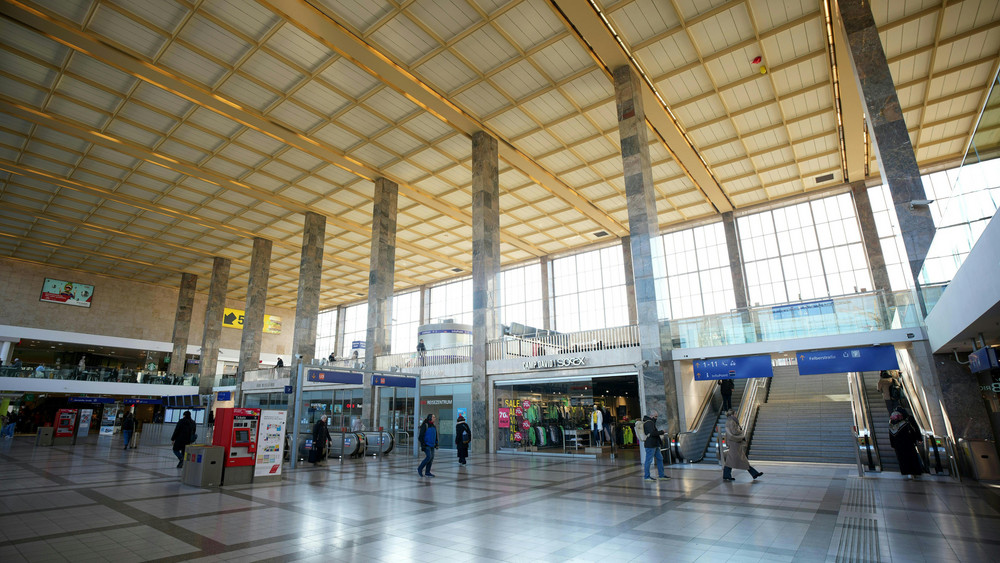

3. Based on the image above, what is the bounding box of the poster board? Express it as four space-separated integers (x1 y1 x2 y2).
77 409 93 437
40 278 94 307
254 410 286 478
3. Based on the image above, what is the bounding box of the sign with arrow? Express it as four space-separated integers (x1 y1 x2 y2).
222 307 282 334
694 355 773 380
796 345 898 375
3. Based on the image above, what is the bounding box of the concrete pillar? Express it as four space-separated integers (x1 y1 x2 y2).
837 0 935 288
334 305 347 359
613 65 677 434
291 212 326 364
851 181 892 294
472 130 501 453
236 237 272 404
539 257 552 330
199 257 230 393
621 236 639 325
169 273 198 378
419 285 430 325
362 177 398 427
721 212 748 310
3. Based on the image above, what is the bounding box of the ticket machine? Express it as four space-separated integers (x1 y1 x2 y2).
212 407 260 485
53 408 78 445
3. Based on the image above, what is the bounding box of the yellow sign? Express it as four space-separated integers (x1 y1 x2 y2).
223 308 282 334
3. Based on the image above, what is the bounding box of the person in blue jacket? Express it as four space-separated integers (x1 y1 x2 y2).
417 414 438 477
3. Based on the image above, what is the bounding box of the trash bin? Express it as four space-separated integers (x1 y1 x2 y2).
182 445 224 487
36 427 54 446
961 440 1000 481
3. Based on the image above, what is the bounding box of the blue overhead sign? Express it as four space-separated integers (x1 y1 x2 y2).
969 347 999 374
694 355 773 381
124 398 163 405
284 385 293 394
307 370 363 384
371 374 417 388
217 391 231 401
796 345 899 375
68 396 114 404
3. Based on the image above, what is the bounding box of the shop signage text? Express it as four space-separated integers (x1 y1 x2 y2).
522 357 586 370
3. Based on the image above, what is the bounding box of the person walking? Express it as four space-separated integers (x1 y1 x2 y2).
455 414 471 466
417 339 426 366
417 414 438 477
642 411 669 481
888 407 924 479
121 409 136 450
722 410 763 481
877 371 898 413
719 379 735 411
1 411 17 438
276 357 284 368
170 411 196 468
310 414 331 466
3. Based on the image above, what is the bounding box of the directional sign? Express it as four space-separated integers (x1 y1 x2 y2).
796 345 899 375
68 396 114 404
306 370 363 384
217 391 232 401
222 308 282 334
969 347 999 374
371 374 417 388
694 355 773 381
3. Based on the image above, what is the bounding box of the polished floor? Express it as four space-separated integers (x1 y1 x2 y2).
1 427 998 562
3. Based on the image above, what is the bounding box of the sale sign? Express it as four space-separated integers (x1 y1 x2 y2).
521 420 530 429
514 431 523 441
514 407 523 416
522 400 531 409
498 408 510 428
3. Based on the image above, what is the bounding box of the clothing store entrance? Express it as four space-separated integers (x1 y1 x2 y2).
493 373 640 456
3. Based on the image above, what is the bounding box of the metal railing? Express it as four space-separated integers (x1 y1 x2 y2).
242 367 292 382
675 382 722 462
375 344 472 372
0 366 197 386
719 375 770 462
488 325 640 360
848 371 881 474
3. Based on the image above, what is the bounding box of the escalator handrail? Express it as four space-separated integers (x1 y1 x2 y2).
898 373 934 435
848 371 881 471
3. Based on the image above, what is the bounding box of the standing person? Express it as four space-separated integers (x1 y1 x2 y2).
417 339 426 366
877 371 898 413
34 363 45 378
719 379 735 411
455 414 471 466
121 409 136 450
170 411 196 468
642 411 668 481
1 411 16 438
327 352 336 364
310 414 331 466
275 357 284 368
590 406 603 447
888 407 924 478
722 410 763 481
78 356 86 375
417 414 438 477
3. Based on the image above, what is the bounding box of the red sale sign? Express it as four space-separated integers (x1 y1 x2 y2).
513 431 522 441
522 400 531 409
521 420 530 429
514 407 523 416
498 408 510 428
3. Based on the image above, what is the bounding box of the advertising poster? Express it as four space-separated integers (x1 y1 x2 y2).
254 410 287 477
40 278 94 308
99 405 118 436
222 308 282 334
77 409 93 437
498 408 510 428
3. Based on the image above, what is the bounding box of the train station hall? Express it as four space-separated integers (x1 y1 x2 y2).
1 0 1000 561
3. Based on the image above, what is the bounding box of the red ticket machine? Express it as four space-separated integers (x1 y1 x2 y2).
212 407 261 484
53 408 78 445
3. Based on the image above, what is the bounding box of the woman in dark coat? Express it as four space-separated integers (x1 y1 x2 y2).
888 407 923 477
455 414 471 465
310 414 331 466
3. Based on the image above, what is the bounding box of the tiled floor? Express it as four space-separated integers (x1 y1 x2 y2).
1 429 999 562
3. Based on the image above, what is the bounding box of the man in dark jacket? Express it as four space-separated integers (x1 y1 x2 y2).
642 411 669 481
454 414 471 466
417 414 437 477
718 379 735 411
170 411 196 468
121 409 136 450
310 414 331 466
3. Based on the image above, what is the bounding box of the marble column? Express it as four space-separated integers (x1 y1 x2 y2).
838 0 935 289
199 257 230 393
419 285 430 325
621 236 639 325
721 212 748 310
292 212 326 364
334 305 347 359
169 273 198 378
472 131 501 453
236 237 272 405
362 177 398 427
613 65 677 434
539 257 552 330
851 180 895 325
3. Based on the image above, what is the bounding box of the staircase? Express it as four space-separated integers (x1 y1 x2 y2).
703 379 747 464
748 365 856 464
861 371 898 471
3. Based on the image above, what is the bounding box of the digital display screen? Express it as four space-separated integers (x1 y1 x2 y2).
234 429 250 443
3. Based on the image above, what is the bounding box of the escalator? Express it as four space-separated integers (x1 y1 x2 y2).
860 371 898 471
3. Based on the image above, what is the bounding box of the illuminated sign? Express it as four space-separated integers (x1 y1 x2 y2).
521 357 586 370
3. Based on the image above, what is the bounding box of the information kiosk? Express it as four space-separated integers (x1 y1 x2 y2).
212 407 261 485
53 408 78 446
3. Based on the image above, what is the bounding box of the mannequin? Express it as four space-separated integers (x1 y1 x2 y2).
590 406 603 446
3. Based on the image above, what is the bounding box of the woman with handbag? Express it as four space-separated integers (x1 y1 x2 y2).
455 414 471 466
722 410 763 482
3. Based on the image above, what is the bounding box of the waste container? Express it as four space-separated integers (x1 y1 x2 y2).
182 445 224 487
36 427 54 446
960 439 1000 481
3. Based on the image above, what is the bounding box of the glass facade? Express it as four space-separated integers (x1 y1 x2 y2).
390 290 421 355
429 277 472 325
655 221 736 319
551 245 628 332
500 262 544 331
341 303 368 359
418 383 471 450
315 308 338 361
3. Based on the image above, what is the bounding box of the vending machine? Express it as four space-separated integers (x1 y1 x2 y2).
53 408 78 445
212 407 261 485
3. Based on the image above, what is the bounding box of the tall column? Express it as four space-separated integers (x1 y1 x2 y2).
614 65 677 434
419 285 430 325
721 212 748 310
539 257 551 331
472 131 501 453
838 0 935 288
292 212 326 364
851 181 891 294
334 305 347 359
236 237 272 405
169 273 198 378
362 177 398 426
199 257 230 393
621 236 639 325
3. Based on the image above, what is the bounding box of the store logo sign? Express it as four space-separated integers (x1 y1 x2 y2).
522 357 586 369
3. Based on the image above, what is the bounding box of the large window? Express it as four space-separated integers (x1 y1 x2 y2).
429 277 472 325
391 290 421 354
500 262 543 331
738 192 872 306
315 308 338 360
550 245 628 332
655 222 736 319
341 302 368 358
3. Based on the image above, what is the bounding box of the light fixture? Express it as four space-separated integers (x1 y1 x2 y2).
909 199 933 208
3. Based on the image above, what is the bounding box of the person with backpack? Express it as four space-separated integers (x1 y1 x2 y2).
455 414 471 466
877 371 897 413
417 414 438 477
170 411 196 468
642 411 669 482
